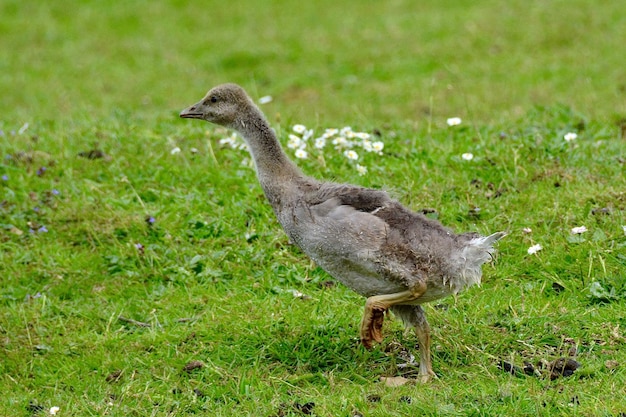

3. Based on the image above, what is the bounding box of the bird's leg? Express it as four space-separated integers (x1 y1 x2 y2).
360 284 425 349
413 306 436 383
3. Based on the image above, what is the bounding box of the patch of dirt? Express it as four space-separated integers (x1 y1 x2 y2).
366 394 381 403
273 401 316 416
546 358 581 380
105 369 123 383
182 360 204 373
78 149 111 161
499 357 581 380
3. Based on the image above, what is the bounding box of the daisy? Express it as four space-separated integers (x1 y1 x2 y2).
340 126 353 137
170 147 181 155
287 134 303 149
371 141 384 154
356 164 368 176
292 124 307 134
303 129 314 141
219 133 239 148
314 137 326 149
294 149 308 159
344 150 359 160
527 244 543 255
571 226 588 234
446 117 462 126
564 132 577 142
258 95 273 104
323 128 339 138
332 136 348 148
289 289 310 299
461 153 474 161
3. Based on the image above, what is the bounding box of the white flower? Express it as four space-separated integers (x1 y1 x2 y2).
564 132 578 142
294 149 308 159
303 129 314 141
170 147 181 155
190 147 199 154
292 124 307 134
527 244 543 255
287 134 303 149
356 164 368 176
314 137 326 149
287 289 311 299
362 140 373 152
447 117 462 126
18 122 30 135
218 138 232 146
49 407 60 415
371 141 384 154
355 132 371 140
344 150 359 160
219 133 244 149
340 126 353 136
522 227 532 234
332 136 348 148
323 128 339 138
258 95 273 104
219 133 238 148
461 153 474 161
571 225 588 234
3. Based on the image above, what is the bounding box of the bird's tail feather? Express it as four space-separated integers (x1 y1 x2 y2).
471 231 507 248
463 231 506 266
446 231 505 293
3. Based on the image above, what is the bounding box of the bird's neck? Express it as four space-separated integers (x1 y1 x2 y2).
233 109 305 201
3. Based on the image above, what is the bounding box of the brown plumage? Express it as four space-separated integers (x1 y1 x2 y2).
180 83 505 382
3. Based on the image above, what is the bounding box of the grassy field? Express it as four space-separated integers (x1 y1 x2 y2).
1 0 626 416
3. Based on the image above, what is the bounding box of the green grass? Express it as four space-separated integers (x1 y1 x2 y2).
1 1 626 416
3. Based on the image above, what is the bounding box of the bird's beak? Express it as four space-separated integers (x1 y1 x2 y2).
179 102 204 119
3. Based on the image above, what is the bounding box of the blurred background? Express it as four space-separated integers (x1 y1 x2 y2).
1 0 625 126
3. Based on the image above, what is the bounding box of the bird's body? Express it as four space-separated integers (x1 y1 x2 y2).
274 179 496 301
180 83 505 382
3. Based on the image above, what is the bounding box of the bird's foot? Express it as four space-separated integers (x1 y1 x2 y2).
360 306 386 349
418 368 437 383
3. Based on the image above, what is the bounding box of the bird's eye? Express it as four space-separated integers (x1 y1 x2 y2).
203 96 218 106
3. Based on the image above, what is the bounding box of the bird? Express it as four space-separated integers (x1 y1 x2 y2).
180 83 505 382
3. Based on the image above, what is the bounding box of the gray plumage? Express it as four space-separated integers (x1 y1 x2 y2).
180 83 505 382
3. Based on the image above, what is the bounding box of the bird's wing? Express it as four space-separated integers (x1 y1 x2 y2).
301 183 396 243
306 182 392 213
290 183 422 290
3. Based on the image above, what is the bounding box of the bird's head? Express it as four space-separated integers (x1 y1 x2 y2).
179 83 253 128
